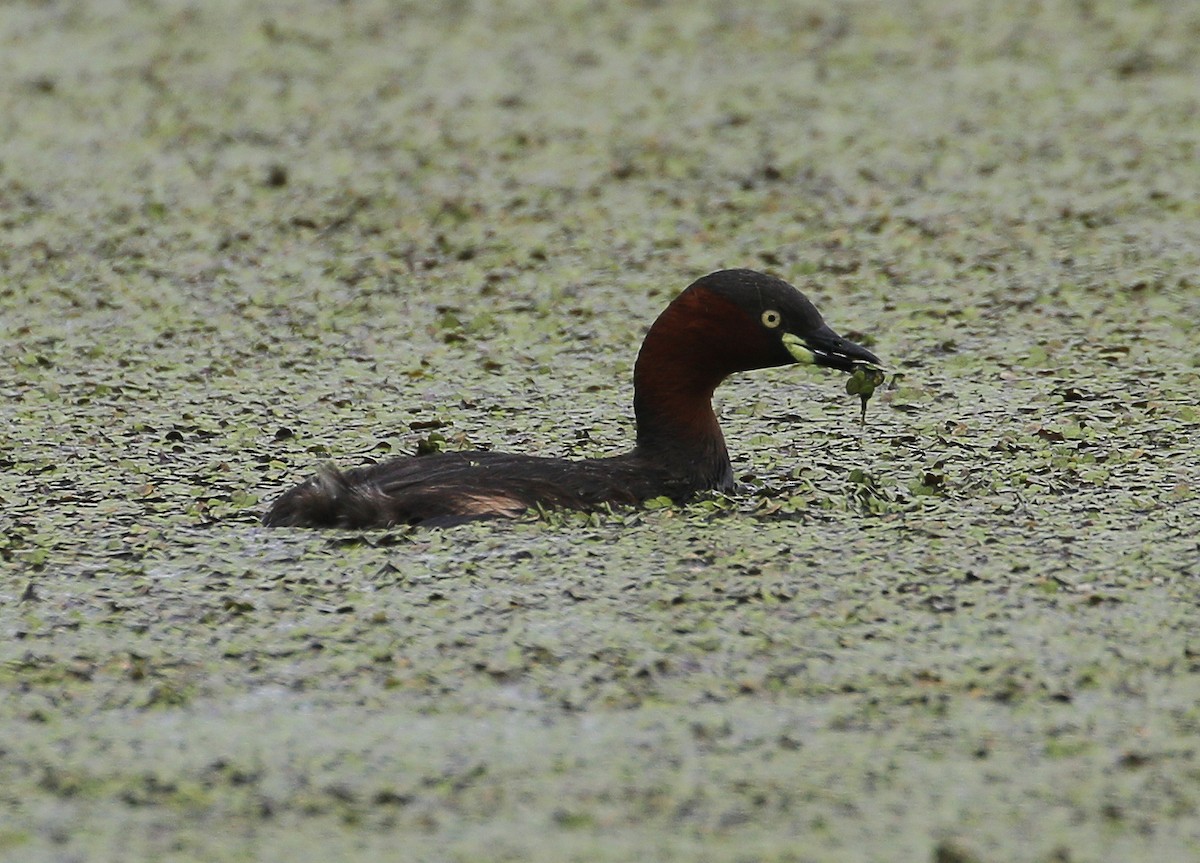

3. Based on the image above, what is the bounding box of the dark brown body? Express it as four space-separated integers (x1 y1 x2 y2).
263 269 880 528
264 447 729 529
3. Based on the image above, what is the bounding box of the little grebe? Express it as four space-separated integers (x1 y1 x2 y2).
263 268 882 528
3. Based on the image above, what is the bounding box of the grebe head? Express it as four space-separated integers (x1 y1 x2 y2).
631 269 882 457
649 269 881 378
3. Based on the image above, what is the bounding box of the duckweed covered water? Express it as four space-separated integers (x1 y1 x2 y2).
2 1 1200 861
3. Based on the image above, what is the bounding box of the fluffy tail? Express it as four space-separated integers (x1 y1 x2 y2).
262 465 394 528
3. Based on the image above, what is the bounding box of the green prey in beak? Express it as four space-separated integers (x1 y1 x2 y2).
782 325 888 424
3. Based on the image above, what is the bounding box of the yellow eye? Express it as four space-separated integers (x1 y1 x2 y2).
761 309 782 328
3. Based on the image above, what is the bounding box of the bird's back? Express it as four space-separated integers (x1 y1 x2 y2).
262 450 678 528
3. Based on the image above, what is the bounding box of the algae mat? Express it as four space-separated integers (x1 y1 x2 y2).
2 1 1200 861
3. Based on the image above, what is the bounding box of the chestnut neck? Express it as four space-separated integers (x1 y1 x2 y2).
629 289 736 487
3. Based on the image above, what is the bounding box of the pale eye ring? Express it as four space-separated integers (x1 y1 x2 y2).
761 309 782 328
